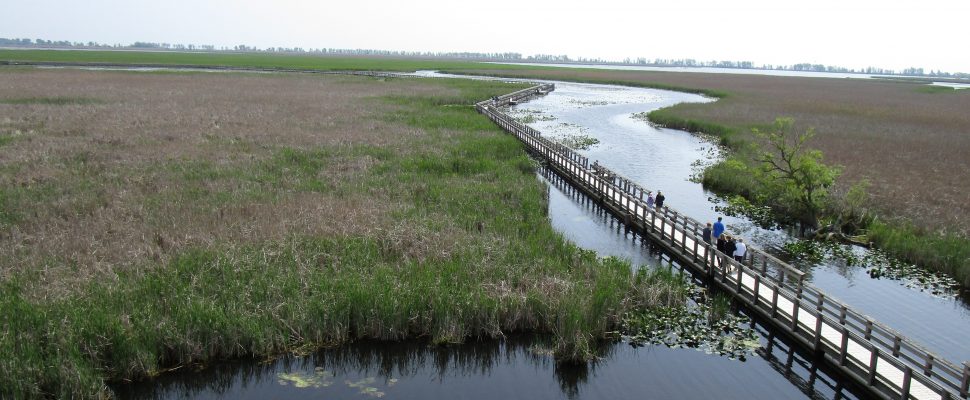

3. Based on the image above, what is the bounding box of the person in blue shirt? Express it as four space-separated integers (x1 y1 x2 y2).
712 217 725 240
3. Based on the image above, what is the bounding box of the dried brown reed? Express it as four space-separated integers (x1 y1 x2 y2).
0 69 455 298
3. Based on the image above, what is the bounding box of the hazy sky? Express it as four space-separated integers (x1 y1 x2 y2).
3 0 969 72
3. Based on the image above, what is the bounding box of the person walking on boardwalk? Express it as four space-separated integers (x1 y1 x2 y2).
734 238 747 263
724 235 736 259
716 233 726 253
646 192 655 209
655 191 665 209
702 223 713 244
712 217 725 240
722 235 736 271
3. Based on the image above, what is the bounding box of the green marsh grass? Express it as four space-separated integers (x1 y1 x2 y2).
0 96 104 105
0 73 691 398
0 49 535 72
867 221 970 287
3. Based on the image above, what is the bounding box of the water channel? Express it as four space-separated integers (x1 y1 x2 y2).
113 70 968 399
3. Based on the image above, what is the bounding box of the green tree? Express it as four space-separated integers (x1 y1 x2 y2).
753 118 842 234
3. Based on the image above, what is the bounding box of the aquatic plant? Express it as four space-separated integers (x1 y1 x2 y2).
511 109 556 124
783 239 959 297
864 248 960 296
621 287 760 361
346 377 386 397
713 195 780 229
552 133 600 150
277 367 334 388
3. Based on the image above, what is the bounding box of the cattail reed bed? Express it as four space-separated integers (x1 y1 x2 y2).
0 69 690 398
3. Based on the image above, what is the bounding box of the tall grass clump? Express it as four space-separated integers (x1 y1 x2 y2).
647 109 743 148
867 222 970 287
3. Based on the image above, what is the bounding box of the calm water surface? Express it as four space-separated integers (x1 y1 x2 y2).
489 62 876 79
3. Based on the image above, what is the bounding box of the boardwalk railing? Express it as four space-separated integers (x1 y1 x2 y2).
476 83 969 400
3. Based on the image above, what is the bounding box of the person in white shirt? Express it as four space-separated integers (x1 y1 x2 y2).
733 238 747 263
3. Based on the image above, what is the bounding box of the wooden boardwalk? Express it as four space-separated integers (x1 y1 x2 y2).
477 83 970 400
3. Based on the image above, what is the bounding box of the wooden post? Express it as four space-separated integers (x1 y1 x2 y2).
839 326 850 366
791 298 801 332
735 263 743 291
865 320 873 340
893 336 901 357
771 288 779 318
671 222 678 247
901 366 912 399
839 305 847 325
681 225 688 249
753 274 761 305
814 311 824 351
868 347 880 385
720 256 728 284
960 362 969 398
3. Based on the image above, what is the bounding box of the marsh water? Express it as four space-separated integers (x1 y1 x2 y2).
505 79 970 363
113 70 968 399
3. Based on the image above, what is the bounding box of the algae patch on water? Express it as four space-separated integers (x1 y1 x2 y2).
511 109 557 124
546 123 600 150
277 367 334 388
554 133 600 150
277 367 398 397
347 376 399 398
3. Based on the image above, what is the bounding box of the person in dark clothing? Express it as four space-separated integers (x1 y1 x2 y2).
722 235 736 272
724 235 736 260
655 191 665 209
702 223 712 244
716 234 726 253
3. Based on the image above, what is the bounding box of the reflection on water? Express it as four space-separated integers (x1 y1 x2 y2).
114 331 868 400
930 82 970 89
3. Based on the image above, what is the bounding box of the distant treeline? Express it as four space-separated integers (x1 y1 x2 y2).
1 37 966 78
